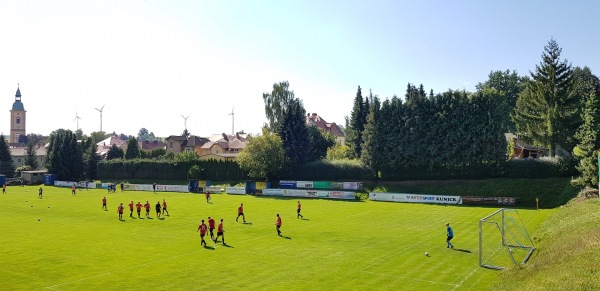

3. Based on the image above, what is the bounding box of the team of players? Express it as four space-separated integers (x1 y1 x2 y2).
106 197 305 243
107 195 456 249
111 198 169 219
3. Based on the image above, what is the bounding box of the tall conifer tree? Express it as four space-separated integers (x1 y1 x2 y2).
0 136 15 177
513 39 577 156
347 86 364 159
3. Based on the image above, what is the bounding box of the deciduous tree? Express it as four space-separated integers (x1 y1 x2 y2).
237 130 286 180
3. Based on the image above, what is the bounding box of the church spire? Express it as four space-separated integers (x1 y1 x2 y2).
15 83 21 101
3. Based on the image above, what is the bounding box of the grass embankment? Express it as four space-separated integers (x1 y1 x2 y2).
494 198 600 290
366 177 578 208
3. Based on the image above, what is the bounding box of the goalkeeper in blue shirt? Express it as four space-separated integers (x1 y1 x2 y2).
446 222 454 249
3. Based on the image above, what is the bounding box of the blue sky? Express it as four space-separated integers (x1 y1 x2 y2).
0 0 598 138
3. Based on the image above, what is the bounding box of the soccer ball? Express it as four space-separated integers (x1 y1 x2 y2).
249 221 252 224
37 218 40 221
425 252 430 256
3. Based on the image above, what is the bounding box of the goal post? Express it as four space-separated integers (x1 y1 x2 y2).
479 208 536 270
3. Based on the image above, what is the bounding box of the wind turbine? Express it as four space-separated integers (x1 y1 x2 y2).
181 114 190 131
74 112 82 131
228 107 234 136
94 105 105 132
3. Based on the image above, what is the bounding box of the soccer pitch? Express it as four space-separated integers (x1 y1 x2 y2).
0 186 554 290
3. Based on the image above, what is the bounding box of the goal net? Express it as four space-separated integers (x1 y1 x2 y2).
479 208 535 270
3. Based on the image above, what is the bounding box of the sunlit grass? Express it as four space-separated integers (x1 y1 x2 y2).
0 185 555 290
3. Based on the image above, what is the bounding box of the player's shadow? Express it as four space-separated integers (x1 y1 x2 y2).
221 244 234 248
158 217 165 220
119 219 127 222
280 235 292 240
453 248 472 253
203 245 215 250
300 218 310 221
242 222 252 225
147 217 154 220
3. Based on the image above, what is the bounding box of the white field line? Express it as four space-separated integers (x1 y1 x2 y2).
452 266 480 290
364 271 457 287
45 210 374 290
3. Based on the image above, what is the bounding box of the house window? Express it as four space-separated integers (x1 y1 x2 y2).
16 117 20 124
169 142 173 148
17 158 22 163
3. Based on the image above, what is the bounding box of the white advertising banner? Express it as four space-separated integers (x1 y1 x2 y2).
164 185 189 192
54 181 77 187
205 186 223 193
369 192 462 204
226 187 246 195
262 189 284 196
295 181 314 188
262 189 355 200
342 182 362 190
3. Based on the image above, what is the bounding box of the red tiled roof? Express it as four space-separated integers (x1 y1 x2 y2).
306 113 345 137
139 140 166 151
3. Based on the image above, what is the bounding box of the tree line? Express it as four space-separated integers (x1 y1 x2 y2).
344 38 599 187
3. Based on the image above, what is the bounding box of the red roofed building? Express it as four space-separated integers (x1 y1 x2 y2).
199 133 248 160
165 135 209 153
306 113 345 145
96 135 127 158
138 140 166 151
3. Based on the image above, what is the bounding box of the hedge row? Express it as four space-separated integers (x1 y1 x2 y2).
303 157 578 181
380 158 577 180
285 159 375 181
97 159 246 181
97 157 578 182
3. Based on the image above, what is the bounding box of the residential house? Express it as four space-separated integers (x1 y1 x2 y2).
165 135 209 153
505 133 548 159
10 144 46 168
96 135 127 158
199 133 247 160
306 113 345 145
139 140 167 151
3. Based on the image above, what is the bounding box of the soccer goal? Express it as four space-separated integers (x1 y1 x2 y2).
479 208 536 270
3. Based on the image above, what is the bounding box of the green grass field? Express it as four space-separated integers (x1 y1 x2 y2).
0 185 556 290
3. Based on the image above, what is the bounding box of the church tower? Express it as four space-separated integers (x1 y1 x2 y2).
10 85 26 143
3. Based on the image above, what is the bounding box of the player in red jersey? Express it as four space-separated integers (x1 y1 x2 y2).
275 213 282 236
205 191 211 203
128 201 134 218
297 200 303 219
144 201 151 218
214 219 225 245
162 199 169 216
135 201 143 218
117 203 124 220
236 203 246 223
197 219 208 246
208 216 216 240
102 197 107 211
